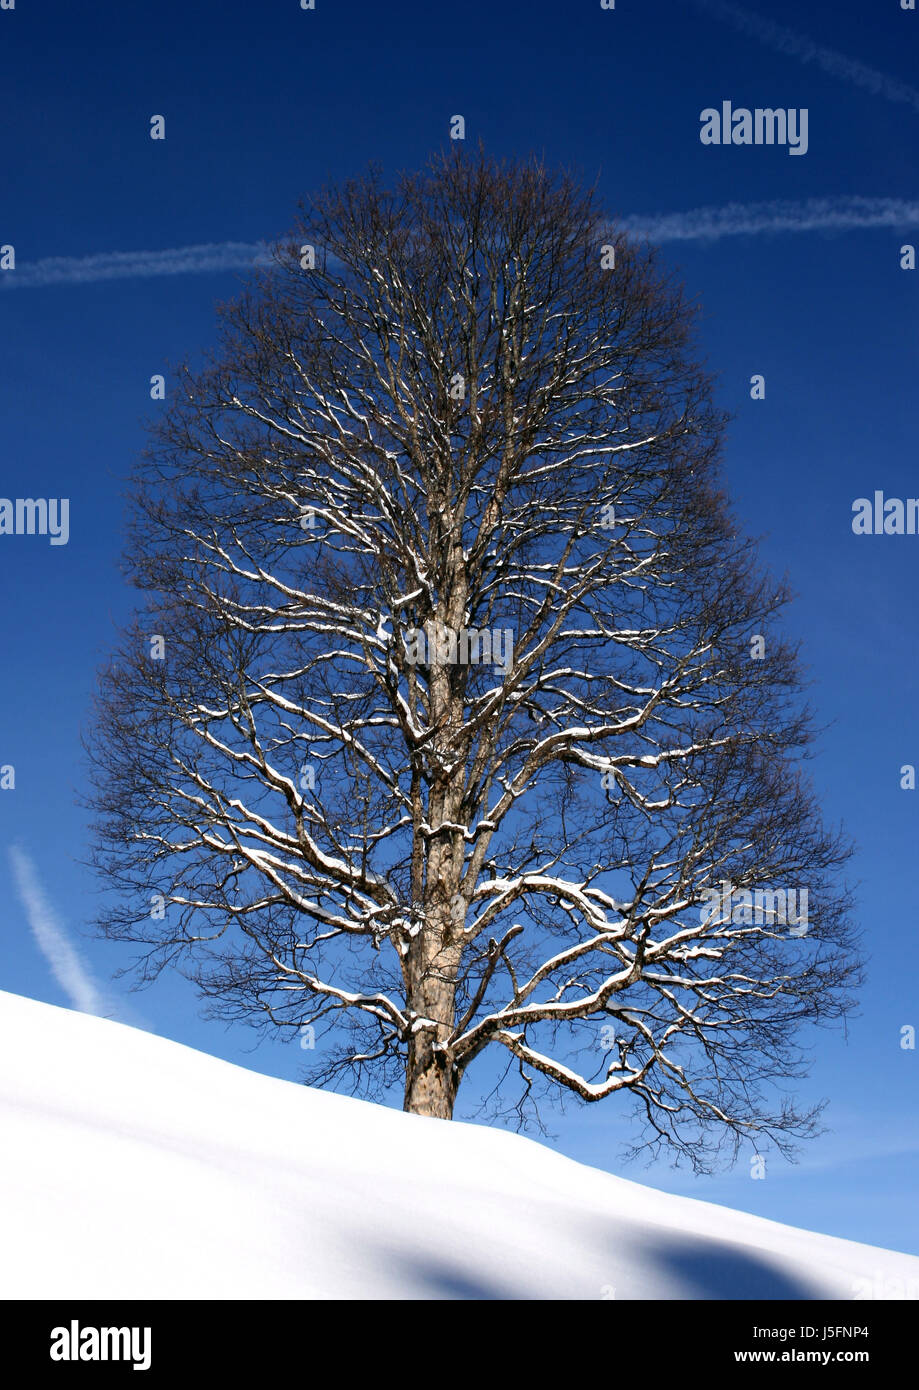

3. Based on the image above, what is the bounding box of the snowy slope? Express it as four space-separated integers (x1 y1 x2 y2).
0 990 915 1301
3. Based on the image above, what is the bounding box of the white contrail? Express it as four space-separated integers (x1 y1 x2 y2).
619 195 919 243
1 199 917 293
689 0 919 114
9 845 109 1017
0 240 273 290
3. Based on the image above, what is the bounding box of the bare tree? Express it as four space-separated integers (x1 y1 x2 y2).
87 149 859 1169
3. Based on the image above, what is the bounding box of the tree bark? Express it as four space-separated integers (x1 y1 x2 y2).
402 933 461 1117
403 1024 457 1119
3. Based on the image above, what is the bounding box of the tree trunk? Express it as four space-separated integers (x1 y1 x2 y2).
404 1024 457 1118
402 931 462 1118
402 528 468 1119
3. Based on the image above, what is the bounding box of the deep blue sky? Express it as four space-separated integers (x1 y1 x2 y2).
2 0 918 1259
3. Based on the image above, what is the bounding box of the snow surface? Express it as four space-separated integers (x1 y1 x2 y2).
1 989 916 1301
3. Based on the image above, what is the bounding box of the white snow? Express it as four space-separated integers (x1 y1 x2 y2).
0 988 915 1301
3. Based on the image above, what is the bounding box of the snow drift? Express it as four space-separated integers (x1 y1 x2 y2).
0 989 915 1301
